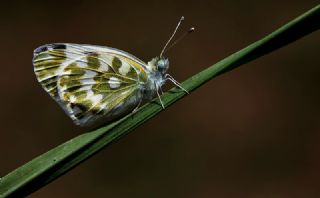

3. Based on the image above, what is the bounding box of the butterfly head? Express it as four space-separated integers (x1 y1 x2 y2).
148 57 169 75
156 57 169 74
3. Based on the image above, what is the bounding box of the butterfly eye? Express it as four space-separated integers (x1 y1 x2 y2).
157 58 169 73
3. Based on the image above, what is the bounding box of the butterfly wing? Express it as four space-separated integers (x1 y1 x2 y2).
33 43 148 126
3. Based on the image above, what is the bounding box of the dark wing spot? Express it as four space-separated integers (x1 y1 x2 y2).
74 112 85 120
91 109 100 115
74 103 88 112
34 45 48 54
34 44 67 55
84 51 97 55
70 102 76 109
51 44 67 50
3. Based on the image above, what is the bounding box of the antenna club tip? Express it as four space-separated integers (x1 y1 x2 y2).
181 16 185 21
189 27 195 32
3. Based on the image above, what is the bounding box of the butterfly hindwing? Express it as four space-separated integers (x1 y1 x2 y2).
33 43 147 126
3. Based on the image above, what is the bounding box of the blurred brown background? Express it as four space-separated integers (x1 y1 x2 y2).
0 0 319 197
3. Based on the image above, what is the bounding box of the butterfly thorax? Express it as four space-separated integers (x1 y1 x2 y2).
142 57 169 100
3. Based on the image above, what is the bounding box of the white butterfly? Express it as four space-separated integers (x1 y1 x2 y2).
33 17 192 126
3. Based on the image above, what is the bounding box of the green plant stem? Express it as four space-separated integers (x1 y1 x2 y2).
0 4 319 198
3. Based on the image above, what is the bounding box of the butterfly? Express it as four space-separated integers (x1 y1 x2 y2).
33 17 193 126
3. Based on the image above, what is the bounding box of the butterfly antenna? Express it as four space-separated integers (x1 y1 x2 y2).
159 16 185 58
163 27 195 54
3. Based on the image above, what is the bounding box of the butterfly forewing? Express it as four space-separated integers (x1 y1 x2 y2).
33 43 148 126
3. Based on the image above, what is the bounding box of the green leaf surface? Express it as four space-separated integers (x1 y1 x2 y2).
1 4 319 198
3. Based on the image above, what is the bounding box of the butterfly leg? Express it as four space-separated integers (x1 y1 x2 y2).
165 74 189 94
159 84 164 95
132 98 143 113
155 82 165 109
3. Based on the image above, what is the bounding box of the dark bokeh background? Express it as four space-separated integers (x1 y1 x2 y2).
1 1 319 197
